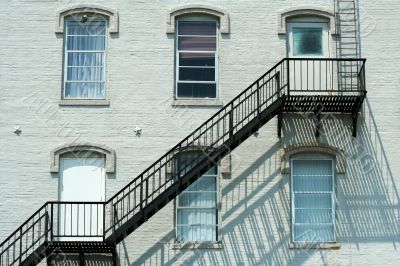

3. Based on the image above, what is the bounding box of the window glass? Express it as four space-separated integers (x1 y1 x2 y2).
292 159 335 243
176 21 217 98
64 19 106 99
176 153 218 242
293 27 323 56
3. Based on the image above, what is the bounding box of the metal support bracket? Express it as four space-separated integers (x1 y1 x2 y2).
314 111 321 138
352 112 358 137
79 248 85 266
277 112 283 138
111 245 117 266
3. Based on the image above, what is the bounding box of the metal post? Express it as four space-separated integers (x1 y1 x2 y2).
19 228 22 265
229 103 234 140
286 59 290 96
256 81 260 117
50 203 53 241
140 175 143 211
103 203 106 241
45 212 49 242
276 72 281 97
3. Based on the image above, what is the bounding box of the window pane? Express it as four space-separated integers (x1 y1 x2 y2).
293 27 323 56
65 82 105 99
67 52 104 66
185 176 217 192
293 175 332 192
178 36 216 51
179 53 215 66
67 66 104 81
295 209 332 223
179 67 215 81
294 224 334 242
178 21 216 36
67 36 106 51
177 83 216 98
67 21 106 35
294 194 331 209
178 192 217 207
292 160 332 176
176 225 217 242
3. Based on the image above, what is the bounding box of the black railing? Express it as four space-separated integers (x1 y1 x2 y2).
104 58 289 238
0 58 366 266
0 202 105 266
287 58 366 95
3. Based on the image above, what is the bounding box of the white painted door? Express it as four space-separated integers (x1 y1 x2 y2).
287 21 333 95
59 156 105 241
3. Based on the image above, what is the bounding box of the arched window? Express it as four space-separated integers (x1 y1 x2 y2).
167 4 229 103
172 150 219 244
282 145 344 247
278 7 336 58
56 5 118 104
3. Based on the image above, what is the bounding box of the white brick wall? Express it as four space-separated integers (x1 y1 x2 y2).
0 0 399 265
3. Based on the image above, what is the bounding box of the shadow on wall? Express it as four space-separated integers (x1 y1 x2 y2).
115 98 398 266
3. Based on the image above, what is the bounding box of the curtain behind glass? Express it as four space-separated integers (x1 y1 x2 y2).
64 20 106 99
292 159 334 243
176 159 218 242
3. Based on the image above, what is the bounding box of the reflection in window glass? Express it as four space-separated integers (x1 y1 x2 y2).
293 27 323 56
176 21 217 98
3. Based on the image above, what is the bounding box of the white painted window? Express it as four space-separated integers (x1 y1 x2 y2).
176 20 217 98
175 153 218 242
291 158 335 243
63 18 107 99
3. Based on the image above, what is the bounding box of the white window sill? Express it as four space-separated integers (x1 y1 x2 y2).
172 99 223 107
172 242 223 249
289 242 340 249
59 99 110 106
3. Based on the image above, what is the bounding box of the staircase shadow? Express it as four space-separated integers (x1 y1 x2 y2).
117 98 399 266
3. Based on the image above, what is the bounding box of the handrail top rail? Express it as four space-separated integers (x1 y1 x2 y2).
285 57 366 61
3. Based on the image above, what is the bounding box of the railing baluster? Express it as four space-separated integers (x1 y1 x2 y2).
140 175 144 211
19 229 22 265
229 103 234 140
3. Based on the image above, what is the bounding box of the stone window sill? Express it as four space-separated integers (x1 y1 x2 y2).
172 242 223 249
172 99 223 107
59 99 110 107
289 242 340 249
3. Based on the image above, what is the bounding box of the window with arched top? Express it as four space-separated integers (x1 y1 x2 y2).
167 5 229 102
281 145 343 247
56 5 118 104
291 154 336 244
170 150 220 244
278 7 337 58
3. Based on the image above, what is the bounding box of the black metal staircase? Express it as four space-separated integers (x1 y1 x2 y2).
0 58 366 266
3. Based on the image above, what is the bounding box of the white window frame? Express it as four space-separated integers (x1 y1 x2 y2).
175 18 218 99
291 157 336 244
175 165 220 243
287 20 330 58
63 16 108 100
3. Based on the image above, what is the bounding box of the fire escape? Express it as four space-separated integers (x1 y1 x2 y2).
0 1 365 265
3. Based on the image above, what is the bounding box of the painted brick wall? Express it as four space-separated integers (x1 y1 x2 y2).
0 0 399 265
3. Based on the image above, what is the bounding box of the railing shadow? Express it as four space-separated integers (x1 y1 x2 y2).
119 97 399 265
